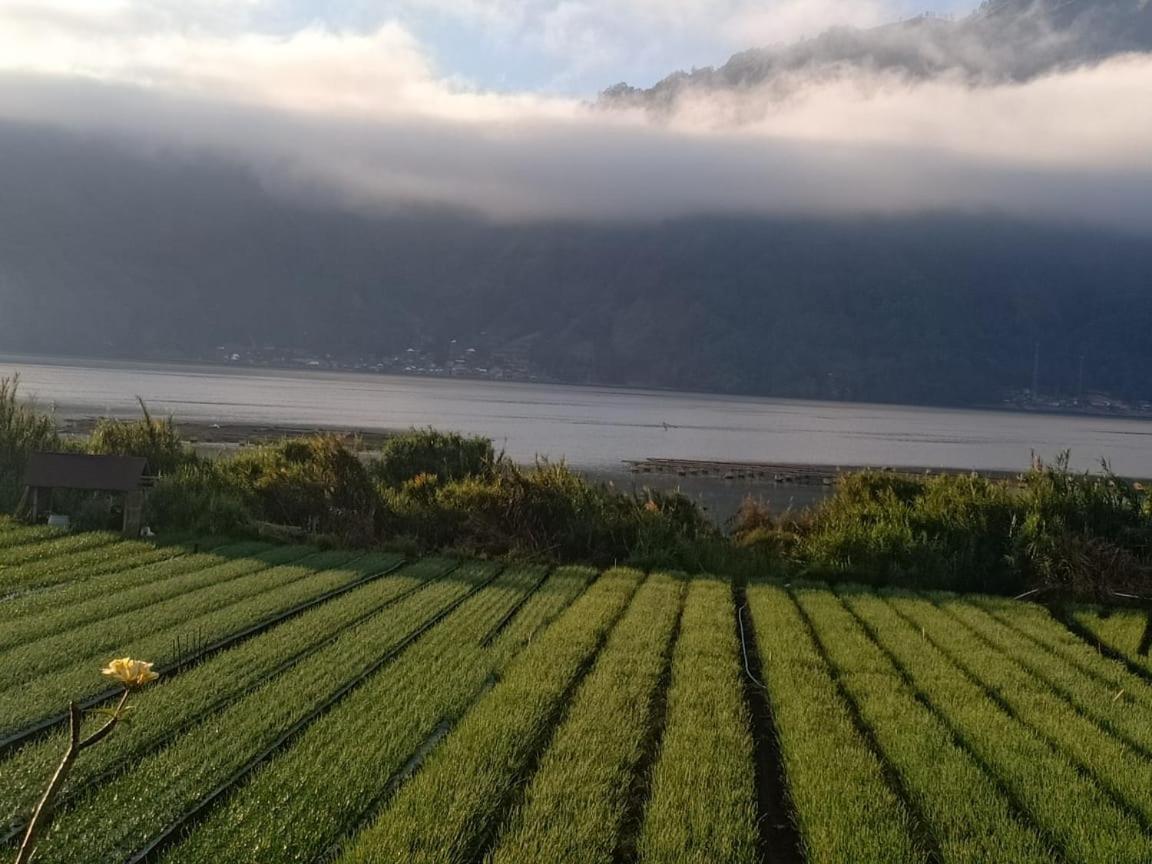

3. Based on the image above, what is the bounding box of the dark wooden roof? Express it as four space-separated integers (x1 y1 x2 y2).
25 452 149 492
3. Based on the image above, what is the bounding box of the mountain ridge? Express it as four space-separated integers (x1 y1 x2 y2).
600 0 1152 107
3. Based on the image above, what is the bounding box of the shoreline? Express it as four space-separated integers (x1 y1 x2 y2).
8 351 1152 425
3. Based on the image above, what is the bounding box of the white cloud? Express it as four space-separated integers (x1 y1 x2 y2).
0 1 1147 230
721 0 896 45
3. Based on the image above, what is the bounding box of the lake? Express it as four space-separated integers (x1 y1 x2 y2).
4 355 1152 478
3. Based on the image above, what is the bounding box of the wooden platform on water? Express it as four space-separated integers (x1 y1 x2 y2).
624 458 1023 486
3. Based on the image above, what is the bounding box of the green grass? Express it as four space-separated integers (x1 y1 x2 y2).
1067 605 1152 675
798 585 1051 864
885 590 1152 831
846 589 1152 864
0 531 118 567
636 576 758 864
0 547 385 736
486 571 683 864
0 542 272 651
0 543 323 693
975 595 1152 704
0 537 191 595
4 519 1152 864
0 556 451 835
937 596 1152 743
746 581 926 864
336 567 645 864
18 561 503 864
158 565 586 864
0 524 62 549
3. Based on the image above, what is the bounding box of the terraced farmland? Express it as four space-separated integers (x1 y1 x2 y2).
2 527 1151 863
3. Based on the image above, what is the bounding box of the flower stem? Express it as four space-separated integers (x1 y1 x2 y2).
15 690 130 864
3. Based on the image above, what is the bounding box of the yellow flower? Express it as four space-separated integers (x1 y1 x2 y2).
101 657 159 688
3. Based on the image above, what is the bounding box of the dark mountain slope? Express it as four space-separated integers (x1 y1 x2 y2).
1 123 1151 406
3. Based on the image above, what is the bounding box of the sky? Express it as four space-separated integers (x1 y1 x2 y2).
0 0 973 96
0 0 1149 230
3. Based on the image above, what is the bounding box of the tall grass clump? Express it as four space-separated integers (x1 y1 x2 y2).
88 399 194 476
0 376 60 510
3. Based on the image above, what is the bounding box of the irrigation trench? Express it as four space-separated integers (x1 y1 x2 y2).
733 582 805 864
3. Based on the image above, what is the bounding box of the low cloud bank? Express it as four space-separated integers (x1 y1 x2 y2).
0 16 1149 228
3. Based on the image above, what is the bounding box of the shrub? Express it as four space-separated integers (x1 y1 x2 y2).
793 460 1152 596
796 471 1021 592
0 376 59 510
372 428 496 488
148 464 252 535
222 435 378 538
88 400 196 476
377 459 719 567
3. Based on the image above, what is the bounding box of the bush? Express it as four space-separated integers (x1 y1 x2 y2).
372 428 496 488
378 459 719 566
0 376 59 510
792 459 1152 596
148 463 252 535
88 400 196 476
221 435 378 539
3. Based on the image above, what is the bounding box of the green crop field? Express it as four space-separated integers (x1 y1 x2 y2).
1 527 1151 864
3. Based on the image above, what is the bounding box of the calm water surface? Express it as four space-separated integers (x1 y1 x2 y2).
5 355 1152 476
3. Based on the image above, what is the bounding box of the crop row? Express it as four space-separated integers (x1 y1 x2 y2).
636 576 758 864
795 585 1050 864
0 541 275 651
336 567 645 864
885 591 1152 833
0 548 394 737
1067 605 1152 675
158 564 588 864
0 534 187 595
0 530 117 568
842 588 1152 864
0 543 328 693
746 581 923 864
935 596 1152 750
0 556 455 837
486 571 683 864
149 564 552 863
974 595 1152 700
0 539 261 624
20 560 506 864
0 524 60 549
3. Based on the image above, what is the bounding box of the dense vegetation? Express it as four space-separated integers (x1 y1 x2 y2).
5 123 1152 405
5 376 1152 596
3 532 1151 863
756 460 1152 597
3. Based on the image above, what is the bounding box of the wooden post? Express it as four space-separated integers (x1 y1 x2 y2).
122 489 144 538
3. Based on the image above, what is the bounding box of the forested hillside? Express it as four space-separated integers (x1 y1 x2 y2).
1 122 1151 404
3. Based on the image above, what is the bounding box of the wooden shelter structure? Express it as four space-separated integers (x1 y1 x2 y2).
22 452 151 537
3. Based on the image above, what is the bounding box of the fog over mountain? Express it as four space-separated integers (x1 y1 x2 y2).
0 0 1150 405
602 0 1152 107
